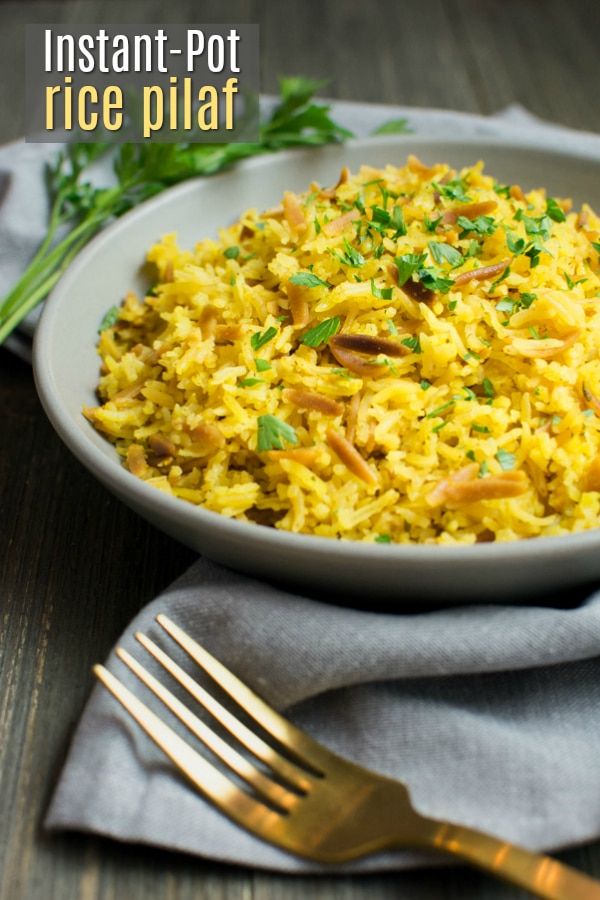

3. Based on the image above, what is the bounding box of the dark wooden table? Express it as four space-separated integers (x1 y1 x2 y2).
2 1 600 897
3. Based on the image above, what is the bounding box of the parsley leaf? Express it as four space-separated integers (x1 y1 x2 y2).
417 268 454 294
429 241 463 268
338 239 365 268
495 449 516 471
257 415 298 452
401 335 422 353
98 305 119 333
224 245 240 259
255 358 271 372
546 198 566 223
370 279 393 300
505 231 526 254
457 215 496 237
290 272 330 288
239 377 264 387
374 533 393 543
436 178 471 203
251 326 278 352
592 241 600 254
482 377 495 398
395 253 427 286
371 117 412 135
301 316 341 348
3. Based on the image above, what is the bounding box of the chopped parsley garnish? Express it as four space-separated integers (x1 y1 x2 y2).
426 399 456 418
251 326 278 351
387 319 398 335
420 379 432 390
290 271 331 289
374 533 392 543
495 449 516 471
457 215 496 237
496 298 518 315
424 213 443 232
395 253 426 286
520 292 537 308
515 209 552 241
479 460 489 478
472 424 490 433
436 177 471 203
301 316 341 348
239 377 264 387
462 386 477 401
482 377 495 398
255 358 271 372
432 421 448 433
338 239 365 268
401 335 422 354
490 266 510 290
466 449 477 461
98 305 119 332
546 198 566 223
371 204 406 237
505 231 526 255
493 182 511 198
592 241 600 254
428 241 463 268
563 271 586 289
257 415 298 452
418 268 454 294
224 245 240 259
528 325 542 339
370 279 393 300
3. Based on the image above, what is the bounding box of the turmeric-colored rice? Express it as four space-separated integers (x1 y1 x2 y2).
85 157 600 544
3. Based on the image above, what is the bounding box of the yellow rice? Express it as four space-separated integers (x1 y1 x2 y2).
85 157 600 544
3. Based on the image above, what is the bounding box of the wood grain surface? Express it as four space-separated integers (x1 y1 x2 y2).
1 1 599 897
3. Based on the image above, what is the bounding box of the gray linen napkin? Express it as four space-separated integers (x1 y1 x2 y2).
6 100 600 870
46 557 600 872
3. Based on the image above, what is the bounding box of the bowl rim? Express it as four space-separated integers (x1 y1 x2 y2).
33 131 600 563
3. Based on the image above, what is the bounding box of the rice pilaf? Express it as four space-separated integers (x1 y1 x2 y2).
85 156 600 544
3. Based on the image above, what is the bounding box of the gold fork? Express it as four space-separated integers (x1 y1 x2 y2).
94 614 600 899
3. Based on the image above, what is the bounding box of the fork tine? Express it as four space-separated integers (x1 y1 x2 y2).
93 665 280 831
156 614 330 772
136 632 315 792
116 648 299 812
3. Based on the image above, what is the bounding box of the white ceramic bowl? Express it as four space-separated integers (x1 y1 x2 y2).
34 135 600 605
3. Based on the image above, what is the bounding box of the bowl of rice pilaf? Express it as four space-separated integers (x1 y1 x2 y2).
34 136 600 603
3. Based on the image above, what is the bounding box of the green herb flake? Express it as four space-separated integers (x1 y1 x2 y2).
251 326 278 352
462 387 477 401
424 213 443 233
426 399 456 419
395 253 427 287
520 292 537 309
289 271 331 289
496 298 517 315
457 215 496 237
432 421 448 434
370 279 393 300
436 178 471 203
505 231 526 255
338 239 365 268
420 379 432 391
401 335 422 354
479 460 489 478
551 414 562 426
257 415 298 452
387 319 399 335
528 325 541 340
429 241 463 268
448 299 458 311
371 117 412 135
482 377 495 398
301 316 341 348
546 198 566 223
374 533 393 543
224 245 240 259
98 305 120 333
239 377 264 387
493 182 511 199
255 358 271 372
592 241 600 254
472 423 490 433
495 449 516 470
466 449 477 462
330 368 357 379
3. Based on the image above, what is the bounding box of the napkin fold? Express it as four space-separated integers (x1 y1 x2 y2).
6 99 600 870
46 558 600 872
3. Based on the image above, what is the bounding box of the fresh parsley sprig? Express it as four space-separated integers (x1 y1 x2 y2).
0 76 353 345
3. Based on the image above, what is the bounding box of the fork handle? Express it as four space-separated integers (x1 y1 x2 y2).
428 821 600 899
